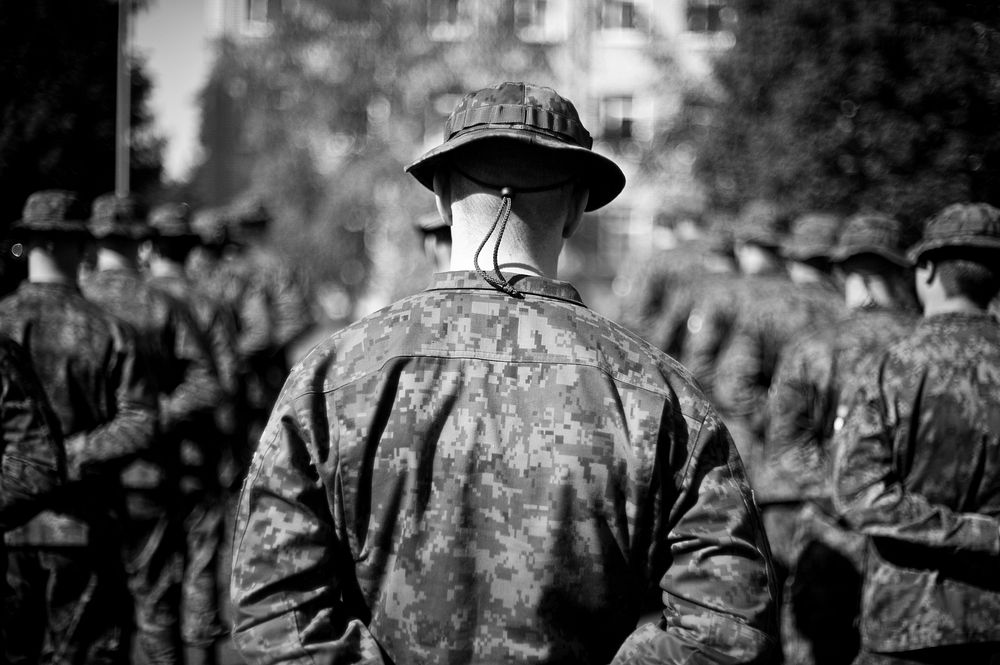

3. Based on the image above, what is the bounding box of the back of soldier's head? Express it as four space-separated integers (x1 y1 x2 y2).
922 248 1000 309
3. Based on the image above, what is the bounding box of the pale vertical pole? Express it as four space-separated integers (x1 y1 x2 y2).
115 0 131 196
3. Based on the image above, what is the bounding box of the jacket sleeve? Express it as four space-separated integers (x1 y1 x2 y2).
0 340 66 528
231 383 383 665
612 410 779 664
680 300 736 399
67 324 158 480
159 302 224 436
832 367 1000 555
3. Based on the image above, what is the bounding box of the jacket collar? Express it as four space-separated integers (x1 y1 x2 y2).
425 271 585 307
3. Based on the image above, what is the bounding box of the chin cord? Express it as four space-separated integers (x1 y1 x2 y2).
455 167 576 299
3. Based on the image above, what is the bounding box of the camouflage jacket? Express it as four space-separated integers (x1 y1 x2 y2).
0 335 65 530
231 272 778 665
832 311 1000 651
0 281 157 545
677 272 747 400
714 278 842 441
758 307 916 505
649 270 737 363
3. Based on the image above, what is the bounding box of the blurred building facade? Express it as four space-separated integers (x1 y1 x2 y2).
198 0 733 310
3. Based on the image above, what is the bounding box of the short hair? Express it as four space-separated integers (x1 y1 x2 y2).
924 248 1000 308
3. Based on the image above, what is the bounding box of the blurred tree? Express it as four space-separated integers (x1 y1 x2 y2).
0 0 163 226
189 0 559 306
667 0 1000 228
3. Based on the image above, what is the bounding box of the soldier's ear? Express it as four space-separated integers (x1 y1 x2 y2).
562 181 589 239
432 169 453 227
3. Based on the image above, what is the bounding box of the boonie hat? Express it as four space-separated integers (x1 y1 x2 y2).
89 193 151 240
406 82 625 211
830 213 909 266
11 190 92 238
149 203 197 239
908 202 1000 262
782 212 841 261
734 199 785 248
191 207 229 246
227 193 271 230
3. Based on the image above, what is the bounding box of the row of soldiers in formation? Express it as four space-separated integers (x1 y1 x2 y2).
618 200 1000 664
0 189 313 664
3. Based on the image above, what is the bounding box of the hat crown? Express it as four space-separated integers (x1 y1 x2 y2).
735 199 784 246
444 82 592 150
90 193 143 226
192 208 228 244
924 203 1000 244
22 189 89 224
784 212 841 258
149 202 193 236
835 213 905 258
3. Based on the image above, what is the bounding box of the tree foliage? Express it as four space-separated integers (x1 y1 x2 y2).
0 1 164 229
678 0 1000 227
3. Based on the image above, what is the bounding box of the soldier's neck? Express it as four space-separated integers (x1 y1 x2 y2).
922 297 986 318
149 257 185 279
96 247 139 273
27 249 77 285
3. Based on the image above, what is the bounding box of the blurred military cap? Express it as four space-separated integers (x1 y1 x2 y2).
191 207 229 246
149 202 196 239
11 190 92 238
89 193 151 240
734 199 784 248
908 202 1000 262
227 193 272 230
782 212 841 261
830 212 909 266
406 82 625 211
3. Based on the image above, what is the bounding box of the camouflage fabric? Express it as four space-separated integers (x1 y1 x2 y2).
0 334 65 530
231 271 778 665
759 307 917 505
713 276 843 468
0 281 157 545
676 272 745 399
833 312 1000 652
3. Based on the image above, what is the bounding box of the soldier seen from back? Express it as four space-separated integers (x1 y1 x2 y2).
230 81 778 665
760 213 918 665
833 203 1000 664
81 193 223 665
0 190 158 664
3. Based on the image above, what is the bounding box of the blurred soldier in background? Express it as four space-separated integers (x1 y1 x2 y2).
678 200 782 402
0 334 66 659
833 203 1000 664
146 203 240 665
81 193 222 665
415 211 453 273
761 213 917 665
714 209 843 469
0 190 157 664
209 196 313 465
231 81 778 665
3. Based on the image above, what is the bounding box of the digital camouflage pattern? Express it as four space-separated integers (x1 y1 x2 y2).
0 335 65 530
232 271 778 665
713 276 843 468
833 312 1000 652
0 281 157 545
760 307 917 506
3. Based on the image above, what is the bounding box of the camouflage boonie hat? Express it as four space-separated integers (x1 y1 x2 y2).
830 213 909 266
734 199 785 248
149 203 197 239
11 190 92 238
908 202 1000 262
226 193 271 239
191 207 229 246
782 212 841 261
89 193 151 240
406 82 626 211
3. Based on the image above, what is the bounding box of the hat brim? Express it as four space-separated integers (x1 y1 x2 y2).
405 128 626 212
907 236 1000 262
11 219 92 239
90 223 152 241
830 245 911 267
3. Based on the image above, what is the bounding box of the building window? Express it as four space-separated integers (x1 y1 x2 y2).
427 0 473 41
599 96 634 140
515 0 567 43
243 0 281 35
687 0 731 33
598 0 641 31
515 0 546 31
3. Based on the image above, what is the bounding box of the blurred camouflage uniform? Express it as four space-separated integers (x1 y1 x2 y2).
231 82 778 665
833 203 1000 664
81 194 223 665
761 214 917 665
147 203 240 656
0 190 157 664
715 210 843 470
